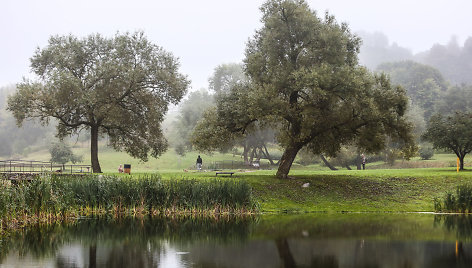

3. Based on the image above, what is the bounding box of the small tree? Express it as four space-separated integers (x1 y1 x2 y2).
423 112 472 170
49 141 83 165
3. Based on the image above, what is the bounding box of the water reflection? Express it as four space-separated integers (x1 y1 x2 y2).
1 214 472 267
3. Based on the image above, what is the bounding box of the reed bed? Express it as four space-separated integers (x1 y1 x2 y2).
0 174 255 232
434 184 472 213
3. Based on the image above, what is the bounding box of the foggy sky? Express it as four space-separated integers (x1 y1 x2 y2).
1 0 470 91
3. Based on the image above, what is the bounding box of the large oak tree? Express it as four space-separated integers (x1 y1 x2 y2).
8 32 189 172
203 0 414 178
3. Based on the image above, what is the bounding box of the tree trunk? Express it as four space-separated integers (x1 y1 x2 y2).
460 155 465 170
262 144 275 165
356 155 362 170
91 125 102 173
275 238 296 268
276 145 302 179
249 147 257 165
89 244 97 268
320 154 338 170
243 144 249 165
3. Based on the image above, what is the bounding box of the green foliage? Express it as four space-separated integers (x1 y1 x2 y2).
423 112 472 169
191 107 237 153
208 63 246 93
0 174 255 223
327 147 359 169
7 32 189 172
49 141 83 164
377 61 447 117
435 185 472 213
173 89 214 150
435 84 472 115
206 0 416 178
174 143 186 157
193 64 277 166
419 144 434 160
296 148 320 166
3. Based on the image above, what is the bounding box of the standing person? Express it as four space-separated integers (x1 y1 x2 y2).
196 155 203 171
118 164 123 173
361 154 366 170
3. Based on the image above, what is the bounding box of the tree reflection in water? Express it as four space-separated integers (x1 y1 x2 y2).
432 215 472 267
0 215 253 267
2 214 472 267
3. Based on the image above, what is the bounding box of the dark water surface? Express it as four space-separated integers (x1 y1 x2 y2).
1 213 472 267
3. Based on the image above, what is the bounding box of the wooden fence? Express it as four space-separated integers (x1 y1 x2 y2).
0 159 91 175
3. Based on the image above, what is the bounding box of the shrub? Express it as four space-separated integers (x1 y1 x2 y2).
419 146 434 160
435 184 472 213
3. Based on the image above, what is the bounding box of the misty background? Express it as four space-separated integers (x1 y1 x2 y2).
1 0 471 160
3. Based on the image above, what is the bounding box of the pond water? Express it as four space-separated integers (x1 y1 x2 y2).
1 213 472 267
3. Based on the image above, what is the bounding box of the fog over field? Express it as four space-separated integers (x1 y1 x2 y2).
1 0 471 90
1 0 472 168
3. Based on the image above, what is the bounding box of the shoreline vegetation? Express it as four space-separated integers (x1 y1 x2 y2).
0 174 255 234
1 168 472 233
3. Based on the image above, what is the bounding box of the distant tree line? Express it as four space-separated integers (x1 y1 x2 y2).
359 32 472 85
0 85 54 157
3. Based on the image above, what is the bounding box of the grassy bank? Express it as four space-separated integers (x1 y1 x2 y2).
0 174 255 232
155 168 472 213
2 167 472 233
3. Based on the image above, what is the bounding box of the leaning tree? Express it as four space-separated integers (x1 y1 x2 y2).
205 0 414 178
8 32 189 172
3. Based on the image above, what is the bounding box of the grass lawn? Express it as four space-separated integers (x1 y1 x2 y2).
20 145 263 173
147 167 472 213
6 146 472 213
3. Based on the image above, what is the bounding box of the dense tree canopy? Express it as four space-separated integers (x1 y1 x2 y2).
8 32 189 172
377 61 447 118
202 0 414 178
193 64 277 165
435 85 472 115
208 63 246 93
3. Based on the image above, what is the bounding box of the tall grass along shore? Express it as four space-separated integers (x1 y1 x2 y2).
0 174 255 232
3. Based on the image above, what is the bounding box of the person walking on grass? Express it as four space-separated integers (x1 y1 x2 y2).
361 154 366 170
196 155 203 171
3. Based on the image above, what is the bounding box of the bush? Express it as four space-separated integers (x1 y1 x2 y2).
419 146 434 160
174 144 186 157
435 184 472 213
49 141 82 164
